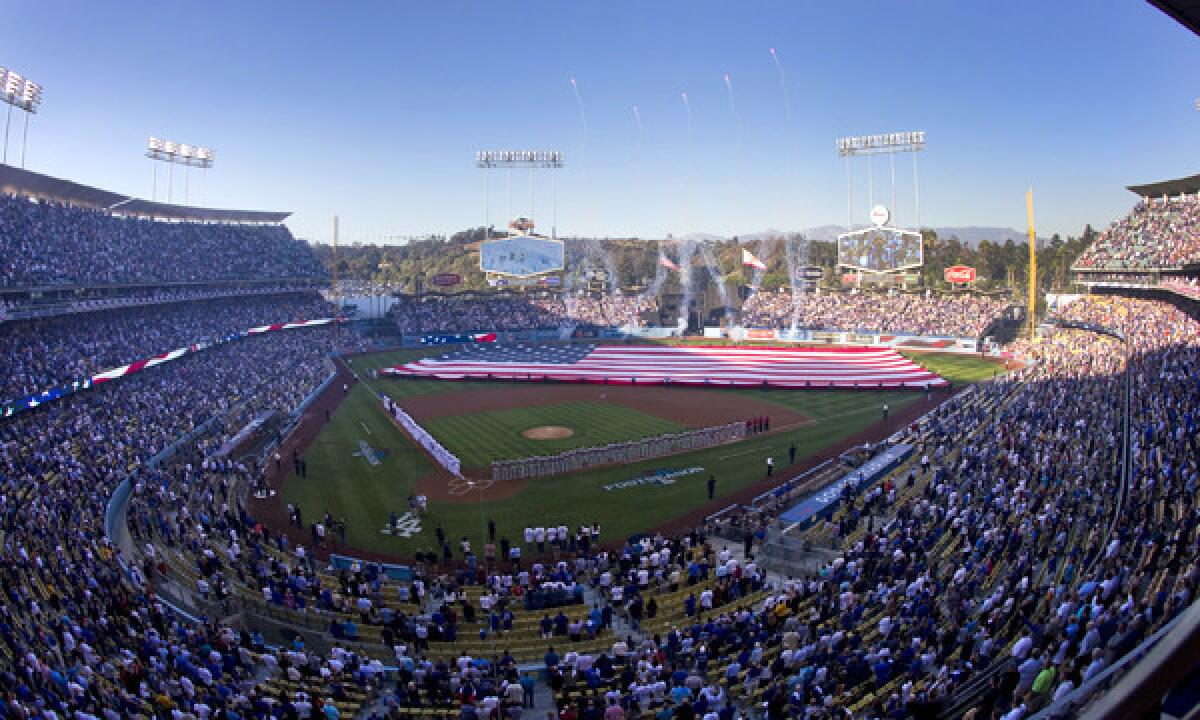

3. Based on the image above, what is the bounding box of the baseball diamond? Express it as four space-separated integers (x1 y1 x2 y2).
7 9 1194 718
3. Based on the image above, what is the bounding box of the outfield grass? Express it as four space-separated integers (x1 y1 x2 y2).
421 402 685 467
900 351 1003 384
276 347 1001 557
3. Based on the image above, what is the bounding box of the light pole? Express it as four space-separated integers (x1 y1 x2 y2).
0 67 43 168
147 137 214 205
476 149 565 235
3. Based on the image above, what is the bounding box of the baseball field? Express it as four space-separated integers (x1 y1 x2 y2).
256 346 1001 560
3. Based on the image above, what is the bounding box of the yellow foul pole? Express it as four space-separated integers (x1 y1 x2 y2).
332 215 339 302
1025 190 1037 339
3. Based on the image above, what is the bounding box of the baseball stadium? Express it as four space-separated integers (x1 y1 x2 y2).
1 3 1199 719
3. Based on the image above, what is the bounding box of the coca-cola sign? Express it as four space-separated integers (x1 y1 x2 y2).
944 265 977 284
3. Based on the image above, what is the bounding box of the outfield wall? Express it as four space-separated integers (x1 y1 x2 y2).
491 420 748 481
728 327 982 353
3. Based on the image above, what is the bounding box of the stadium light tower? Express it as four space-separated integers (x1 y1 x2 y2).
475 150 565 240
836 131 926 232
0 66 44 169
146 137 215 205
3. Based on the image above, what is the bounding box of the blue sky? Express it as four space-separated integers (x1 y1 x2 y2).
4 1 1198 243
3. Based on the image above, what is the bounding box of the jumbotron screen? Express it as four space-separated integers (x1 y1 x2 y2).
480 235 565 277
837 228 923 272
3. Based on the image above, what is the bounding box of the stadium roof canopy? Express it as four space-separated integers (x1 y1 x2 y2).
0 163 291 224
111 198 291 224
1127 173 1200 198
1149 0 1200 36
0 163 127 207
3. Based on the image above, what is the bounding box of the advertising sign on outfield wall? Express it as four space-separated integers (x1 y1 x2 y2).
944 265 977 284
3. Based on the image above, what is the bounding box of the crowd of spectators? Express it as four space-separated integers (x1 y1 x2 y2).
0 292 331 401
113 295 1197 719
0 194 326 286
391 296 562 333
556 294 656 328
581 294 1194 718
391 290 1006 337
0 229 1197 720
740 290 1008 338
0 318 370 717
1074 195 1200 270
390 293 657 334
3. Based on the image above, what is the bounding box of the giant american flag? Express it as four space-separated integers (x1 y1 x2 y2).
382 344 947 389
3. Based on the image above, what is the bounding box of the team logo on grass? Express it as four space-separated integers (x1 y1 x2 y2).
381 511 423 538
353 439 386 466
603 466 704 491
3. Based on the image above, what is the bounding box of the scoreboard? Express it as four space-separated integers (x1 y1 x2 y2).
837 227 923 273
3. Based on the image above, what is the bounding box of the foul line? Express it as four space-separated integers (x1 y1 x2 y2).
719 445 768 460
717 402 914 461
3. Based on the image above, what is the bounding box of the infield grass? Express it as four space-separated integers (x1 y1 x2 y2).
421 402 685 467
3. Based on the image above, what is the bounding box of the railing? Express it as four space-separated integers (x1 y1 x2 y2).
749 458 838 508
1 285 323 321
104 412 227 560
1031 599 1196 719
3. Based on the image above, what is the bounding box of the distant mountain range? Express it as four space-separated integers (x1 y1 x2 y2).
719 226 1038 248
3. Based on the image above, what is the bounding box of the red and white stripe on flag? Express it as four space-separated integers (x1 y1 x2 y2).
383 345 946 389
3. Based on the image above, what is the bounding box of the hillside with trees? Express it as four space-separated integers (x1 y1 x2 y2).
311 225 1095 299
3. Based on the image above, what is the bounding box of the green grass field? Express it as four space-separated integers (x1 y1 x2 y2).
277 346 1000 557
421 402 685 467
901 351 1005 384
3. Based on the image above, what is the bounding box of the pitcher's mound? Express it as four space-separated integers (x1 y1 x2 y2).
522 425 576 440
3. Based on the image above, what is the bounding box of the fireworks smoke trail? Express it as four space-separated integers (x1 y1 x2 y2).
769 47 792 122
588 237 620 299
678 90 694 265
632 104 643 153
677 238 696 329
784 233 811 335
569 76 589 144
697 241 732 319
681 91 693 145
723 72 743 146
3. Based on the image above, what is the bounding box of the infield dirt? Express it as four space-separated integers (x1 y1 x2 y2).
521 425 576 440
